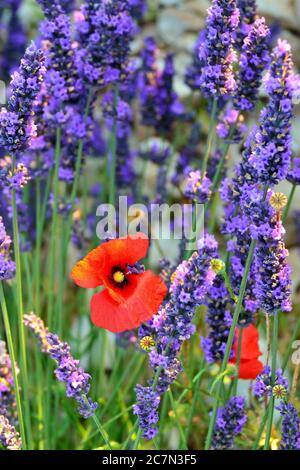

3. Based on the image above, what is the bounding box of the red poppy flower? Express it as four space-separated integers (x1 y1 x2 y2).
230 324 263 380
71 234 167 333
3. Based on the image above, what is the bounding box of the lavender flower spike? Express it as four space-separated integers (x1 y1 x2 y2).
0 42 45 153
24 313 98 418
234 17 270 111
277 401 300 450
199 0 239 97
0 415 22 450
211 396 247 450
134 235 218 439
0 217 16 281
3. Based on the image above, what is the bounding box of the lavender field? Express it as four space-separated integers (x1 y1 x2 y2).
0 0 300 452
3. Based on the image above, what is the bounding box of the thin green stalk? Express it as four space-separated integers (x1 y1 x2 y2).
201 98 217 176
232 328 243 396
0 282 27 449
252 401 271 450
283 184 296 224
12 183 32 448
168 388 188 450
263 313 279 450
205 237 257 450
185 358 206 441
108 85 120 207
282 316 300 372
47 127 62 328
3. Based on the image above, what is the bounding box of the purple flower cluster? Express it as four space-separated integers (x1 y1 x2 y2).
0 341 17 424
0 216 15 281
217 108 247 143
211 396 247 450
24 313 97 418
0 0 26 82
253 365 288 399
135 235 218 439
201 275 232 363
139 38 186 134
254 209 292 314
235 0 257 48
234 17 270 111
183 170 212 204
185 30 206 90
77 0 135 86
277 401 300 450
0 414 21 450
199 0 239 97
287 157 300 186
245 40 299 186
0 42 45 153
133 385 160 440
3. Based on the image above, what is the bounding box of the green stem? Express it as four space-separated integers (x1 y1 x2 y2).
263 313 279 450
201 98 217 176
168 388 188 450
283 184 296 224
108 85 120 208
205 237 257 450
47 127 62 328
0 282 26 449
12 184 32 448
282 316 300 372
232 328 243 396
252 401 271 450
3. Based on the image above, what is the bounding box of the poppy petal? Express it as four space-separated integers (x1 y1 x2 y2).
90 271 167 333
233 324 262 361
70 246 106 288
236 358 264 380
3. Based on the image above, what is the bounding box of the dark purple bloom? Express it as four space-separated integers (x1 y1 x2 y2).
234 17 270 111
211 396 247 450
0 216 15 281
235 0 257 48
201 275 232 363
77 0 135 86
216 108 247 143
133 385 160 440
287 157 300 185
199 0 239 97
277 401 300 450
185 30 206 90
0 42 45 153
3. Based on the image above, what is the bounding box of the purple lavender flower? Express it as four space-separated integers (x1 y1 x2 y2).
0 42 45 153
245 40 300 186
0 341 18 424
235 0 257 48
287 157 300 185
0 0 26 82
139 39 186 134
77 0 135 86
253 365 288 399
199 0 239 97
211 396 247 450
277 401 300 450
128 0 148 21
254 205 292 314
133 385 160 440
201 276 232 363
135 235 218 439
216 108 247 143
234 17 270 111
0 414 21 450
183 170 212 204
0 216 15 281
185 30 206 90
24 313 97 418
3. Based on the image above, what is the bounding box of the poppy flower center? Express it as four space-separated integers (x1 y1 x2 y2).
113 271 125 284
